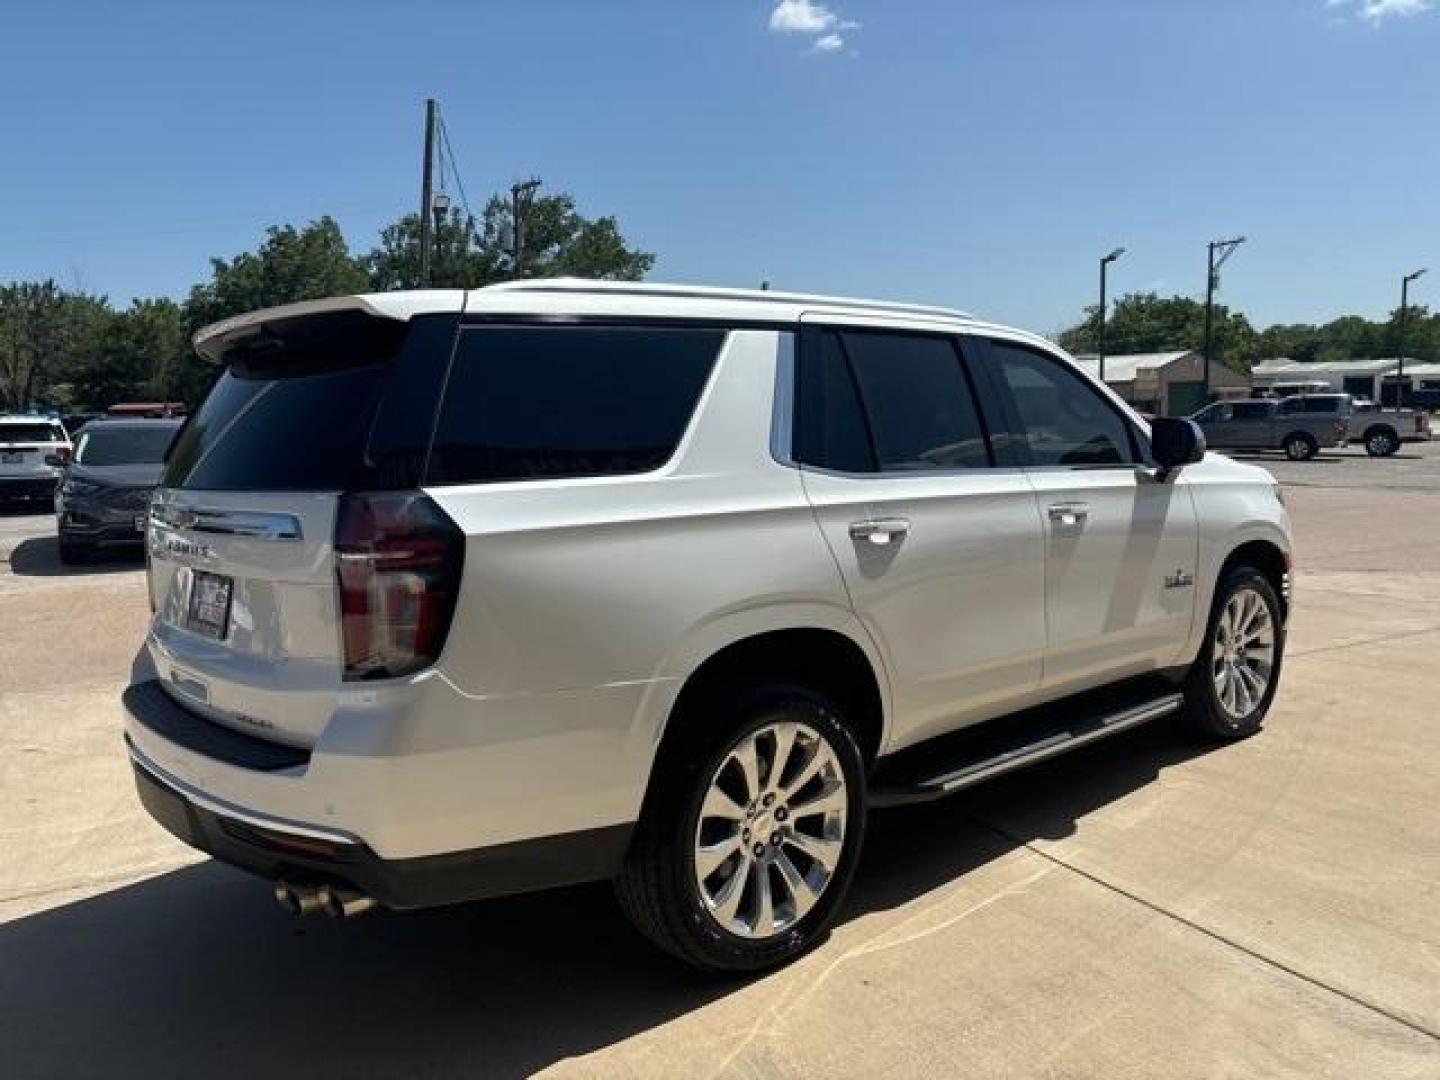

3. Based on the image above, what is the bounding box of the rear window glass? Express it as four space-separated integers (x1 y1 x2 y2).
427 326 723 485
164 368 389 490
163 312 451 492
0 424 63 444
75 425 178 466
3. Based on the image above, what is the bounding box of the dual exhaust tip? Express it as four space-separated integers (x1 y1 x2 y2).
274 881 378 920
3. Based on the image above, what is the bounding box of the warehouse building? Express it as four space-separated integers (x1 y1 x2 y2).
1073 351 1249 416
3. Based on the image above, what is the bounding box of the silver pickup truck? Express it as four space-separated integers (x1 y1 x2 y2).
1346 399 1432 456
1190 394 1351 461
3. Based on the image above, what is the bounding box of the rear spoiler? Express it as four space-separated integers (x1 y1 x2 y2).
192 292 465 365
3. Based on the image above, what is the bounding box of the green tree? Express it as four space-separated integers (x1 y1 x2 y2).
365 189 654 290
365 207 502 291
0 280 111 410
185 216 368 329
1057 292 1258 372
68 298 212 409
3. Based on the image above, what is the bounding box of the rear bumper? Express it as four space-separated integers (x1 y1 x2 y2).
129 737 632 909
0 476 58 498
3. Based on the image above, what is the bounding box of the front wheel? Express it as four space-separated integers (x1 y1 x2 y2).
1182 567 1285 739
615 683 867 972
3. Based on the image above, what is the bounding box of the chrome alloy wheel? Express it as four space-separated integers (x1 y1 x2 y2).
693 720 848 940
1212 587 1276 720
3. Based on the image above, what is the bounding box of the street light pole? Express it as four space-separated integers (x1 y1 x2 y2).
1201 236 1246 402
1098 247 1125 384
419 98 437 287
1397 268 1428 407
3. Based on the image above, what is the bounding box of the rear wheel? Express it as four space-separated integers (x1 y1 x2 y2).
1283 433 1317 461
1364 427 1399 457
615 682 866 972
1182 567 1284 739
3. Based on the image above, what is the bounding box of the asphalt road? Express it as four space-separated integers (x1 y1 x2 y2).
1 450 1438 1079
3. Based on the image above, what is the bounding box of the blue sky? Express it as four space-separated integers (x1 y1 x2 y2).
2 0 1438 335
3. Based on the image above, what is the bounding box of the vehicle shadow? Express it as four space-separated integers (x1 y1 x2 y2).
0 723 1214 1079
6 536 144 577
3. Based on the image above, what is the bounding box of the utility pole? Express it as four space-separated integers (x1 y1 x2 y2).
1396 268 1428 406
1201 236 1246 402
419 98 437 287
510 178 541 278
1098 247 1125 384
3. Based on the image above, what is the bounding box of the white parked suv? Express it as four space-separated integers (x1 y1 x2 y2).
0 414 71 503
125 280 1292 971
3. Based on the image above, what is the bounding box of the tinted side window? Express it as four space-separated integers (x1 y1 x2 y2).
984 341 1135 466
794 330 875 472
843 332 990 470
428 326 722 485
1231 402 1272 420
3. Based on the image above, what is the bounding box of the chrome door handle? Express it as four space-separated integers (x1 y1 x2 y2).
849 518 911 545
1047 502 1090 528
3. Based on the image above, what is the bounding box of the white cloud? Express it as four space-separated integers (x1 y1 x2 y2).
770 0 837 33
1328 0 1434 22
768 0 859 54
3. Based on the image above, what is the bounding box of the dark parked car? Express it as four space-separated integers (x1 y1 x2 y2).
55 418 182 563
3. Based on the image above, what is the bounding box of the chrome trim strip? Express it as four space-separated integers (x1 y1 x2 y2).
127 739 360 846
150 504 302 541
930 694 1183 793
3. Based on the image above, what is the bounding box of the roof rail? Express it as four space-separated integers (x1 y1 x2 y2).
482 278 973 321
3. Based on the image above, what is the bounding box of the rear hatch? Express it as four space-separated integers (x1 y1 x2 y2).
146 301 458 747
0 422 67 476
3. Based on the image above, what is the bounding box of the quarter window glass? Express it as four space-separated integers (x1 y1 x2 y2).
794 331 875 472
843 332 990 470
986 341 1135 466
428 326 723 484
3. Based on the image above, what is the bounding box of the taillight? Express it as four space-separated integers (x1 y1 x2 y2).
334 492 465 681
53 446 72 464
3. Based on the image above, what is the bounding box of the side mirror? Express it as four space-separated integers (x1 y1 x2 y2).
1150 417 1206 477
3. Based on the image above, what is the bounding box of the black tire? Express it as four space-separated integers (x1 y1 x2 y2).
1282 433 1317 461
1364 427 1399 457
1182 567 1285 740
615 681 867 973
57 538 89 565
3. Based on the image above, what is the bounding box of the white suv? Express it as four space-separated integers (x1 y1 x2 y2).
0 415 71 502
125 280 1291 971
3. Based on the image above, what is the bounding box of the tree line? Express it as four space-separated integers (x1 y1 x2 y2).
0 188 654 411
1056 292 1440 373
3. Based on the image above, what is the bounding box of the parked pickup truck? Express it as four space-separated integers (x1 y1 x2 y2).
1346 399 1432 457
1190 394 1351 461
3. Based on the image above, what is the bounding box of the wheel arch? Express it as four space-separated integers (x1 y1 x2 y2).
1218 537 1290 622
648 620 889 770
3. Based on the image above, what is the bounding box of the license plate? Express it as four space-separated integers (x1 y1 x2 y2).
134 514 146 533
187 571 233 640
1 452 21 464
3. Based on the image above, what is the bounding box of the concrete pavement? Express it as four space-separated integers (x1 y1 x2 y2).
0 476 1437 1077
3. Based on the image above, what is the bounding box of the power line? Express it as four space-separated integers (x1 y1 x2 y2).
436 112 482 245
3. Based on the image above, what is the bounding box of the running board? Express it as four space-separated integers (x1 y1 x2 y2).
869 686 1184 808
